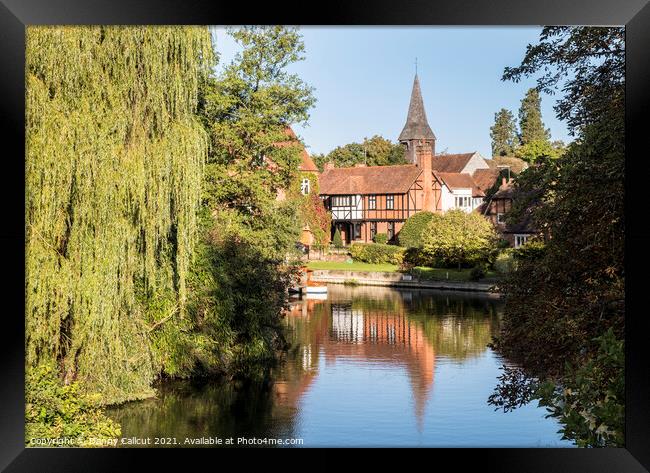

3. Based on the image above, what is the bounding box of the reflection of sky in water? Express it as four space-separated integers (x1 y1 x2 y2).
109 284 574 447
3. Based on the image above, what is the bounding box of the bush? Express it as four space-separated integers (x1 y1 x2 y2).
469 265 486 281
513 239 545 260
402 247 429 268
25 363 122 447
350 243 405 265
397 211 435 248
332 228 343 248
373 232 388 244
421 210 498 268
494 249 517 274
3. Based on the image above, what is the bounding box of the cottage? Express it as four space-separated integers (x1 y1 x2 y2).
318 74 499 244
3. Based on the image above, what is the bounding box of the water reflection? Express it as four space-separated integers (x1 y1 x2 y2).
109 285 572 447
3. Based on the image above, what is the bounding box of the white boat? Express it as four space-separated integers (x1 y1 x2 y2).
304 285 328 294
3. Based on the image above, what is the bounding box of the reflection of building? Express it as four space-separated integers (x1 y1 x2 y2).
283 289 436 428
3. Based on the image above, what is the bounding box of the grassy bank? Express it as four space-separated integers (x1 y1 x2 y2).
306 261 500 282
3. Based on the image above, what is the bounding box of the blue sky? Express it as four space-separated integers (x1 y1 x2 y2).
211 27 571 158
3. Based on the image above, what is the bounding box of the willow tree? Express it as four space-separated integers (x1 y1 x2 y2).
25 26 215 403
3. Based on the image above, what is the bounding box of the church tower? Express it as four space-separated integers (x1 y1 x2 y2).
399 74 436 166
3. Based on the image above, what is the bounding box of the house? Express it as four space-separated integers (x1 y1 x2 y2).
318 74 500 244
480 177 537 248
272 126 321 247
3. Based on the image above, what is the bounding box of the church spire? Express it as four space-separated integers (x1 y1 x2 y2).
399 74 436 142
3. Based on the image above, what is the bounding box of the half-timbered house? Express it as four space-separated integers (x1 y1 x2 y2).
318 74 500 244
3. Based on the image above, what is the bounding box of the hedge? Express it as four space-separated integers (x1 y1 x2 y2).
349 243 405 265
397 211 435 248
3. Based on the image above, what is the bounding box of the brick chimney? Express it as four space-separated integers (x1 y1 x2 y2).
354 163 367 167
416 141 436 212
323 161 335 171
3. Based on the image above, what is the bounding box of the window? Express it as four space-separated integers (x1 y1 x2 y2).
332 196 351 207
354 223 361 240
368 195 376 210
454 196 471 208
387 222 395 240
386 195 394 210
514 234 529 248
370 222 377 240
300 178 310 195
497 213 505 224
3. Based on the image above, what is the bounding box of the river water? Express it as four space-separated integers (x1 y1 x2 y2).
108 284 574 447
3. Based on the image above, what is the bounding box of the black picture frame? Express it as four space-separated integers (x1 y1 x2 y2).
2 0 648 471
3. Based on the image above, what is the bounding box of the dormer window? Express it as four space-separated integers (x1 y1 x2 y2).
301 178 310 195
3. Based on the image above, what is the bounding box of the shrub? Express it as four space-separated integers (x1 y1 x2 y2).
350 243 405 265
469 265 486 281
421 209 499 268
25 363 122 447
402 247 429 268
373 232 388 244
332 228 343 248
494 250 517 274
398 211 435 248
513 239 545 260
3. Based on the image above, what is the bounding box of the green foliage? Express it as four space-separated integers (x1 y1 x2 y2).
25 363 121 447
517 88 551 145
373 233 388 245
184 26 315 378
397 211 435 248
490 108 518 157
332 228 343 248
25 26 215 403
493 250 517 274
536 329 624 447
420 210 498 268
469 265 486 281
350 243 406 265
515 139 564 164
494 26 625 445
512 239 546 260
313 135 406 170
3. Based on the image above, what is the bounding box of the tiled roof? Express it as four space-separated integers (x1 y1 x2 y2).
319 164 422 195
472 168 501 193
436 172 485 197
431 153 476 173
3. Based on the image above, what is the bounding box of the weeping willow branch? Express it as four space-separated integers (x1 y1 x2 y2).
25 26 215 403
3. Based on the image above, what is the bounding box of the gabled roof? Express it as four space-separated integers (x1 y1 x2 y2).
436 172 485 197
319 164 422 195
472 167 501 193
399 74 436 142
431 153 476 173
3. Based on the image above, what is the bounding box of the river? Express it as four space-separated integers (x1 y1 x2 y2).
108 284 574 447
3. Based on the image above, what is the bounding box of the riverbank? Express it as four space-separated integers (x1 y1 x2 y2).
309 269 500 294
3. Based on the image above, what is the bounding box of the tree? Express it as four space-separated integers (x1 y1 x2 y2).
313 135 406 170
514 139 565 164
490 108 518 157
191 26 316 376
518 88 551 145
25 26 215 403
397 211 435 248
420 210 498 269
332 228 343 247
493 27 625 446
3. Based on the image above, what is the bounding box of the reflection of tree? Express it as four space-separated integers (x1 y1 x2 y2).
108 377 299 446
